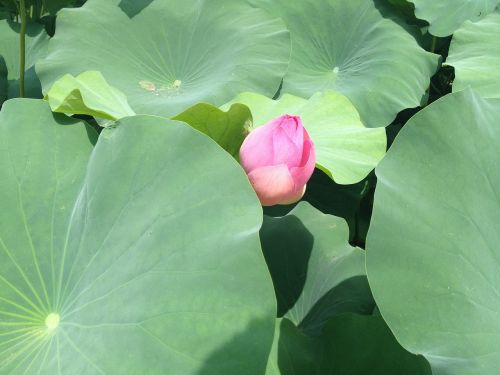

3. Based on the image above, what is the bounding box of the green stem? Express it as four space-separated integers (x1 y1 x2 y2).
19 0 27 98
430 36 437 53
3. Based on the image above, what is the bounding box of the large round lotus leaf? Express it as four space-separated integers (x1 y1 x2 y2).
0 99 275 374
223 92 386 184
408 0 499 37
248 0 439 128
366 90 500 375
447 11 500 99
260 202 374 336
0 20 49 102
36 0 290 117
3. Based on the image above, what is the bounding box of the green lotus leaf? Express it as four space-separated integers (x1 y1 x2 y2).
366 90 500 375
173 102 252 159
265 315 432 375
223 91 386 184
265 318 321 375
447 11 500 99
36 0 290 117
0 99 275 374
0 0 17 19
45 71 136 121
118 0 154 17
384 0 422 25
0 19 49 103
303 170 376 244
0 0 83 17
260 202 374 336
387 0 410 6
248 0 439 127
45 0 86 14
319 314 432 374
408 0 499 36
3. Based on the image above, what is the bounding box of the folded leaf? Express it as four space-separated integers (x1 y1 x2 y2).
44 71 135 122
173 102 252 159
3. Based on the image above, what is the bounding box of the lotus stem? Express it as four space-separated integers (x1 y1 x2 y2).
431 36 437 53
19 0 26 97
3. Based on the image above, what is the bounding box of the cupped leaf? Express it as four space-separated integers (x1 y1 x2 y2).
248 0 439 127
45 71 136 121
260 202 374 336
447 10 500 99
223 91 386 184
366 90 500 375
0 99 276 374
408 0 499 36
173 103 252 159
36 0 290 117
0 20 49 102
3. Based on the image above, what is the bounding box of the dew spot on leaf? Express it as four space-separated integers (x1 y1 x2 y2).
139 80 156 92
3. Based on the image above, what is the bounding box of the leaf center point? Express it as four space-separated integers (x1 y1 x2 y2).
45 313 60 331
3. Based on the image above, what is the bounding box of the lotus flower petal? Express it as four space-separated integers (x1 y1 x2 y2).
240 114 316 206
247 164 305 206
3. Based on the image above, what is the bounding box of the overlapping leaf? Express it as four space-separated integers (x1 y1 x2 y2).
447 10 500 99
266 315 432 375
260 202 374 336
319 314 432 375
265 318 320 375
366 90 500 375
408 0 499 36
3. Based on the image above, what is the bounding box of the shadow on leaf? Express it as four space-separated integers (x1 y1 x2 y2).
196 318 275 375
118 0 155 18
260 214 314 317
299 275 374 336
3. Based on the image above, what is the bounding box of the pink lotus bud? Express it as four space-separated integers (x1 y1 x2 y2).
239 114 316 206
